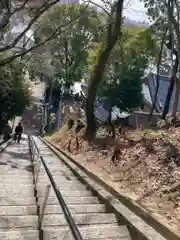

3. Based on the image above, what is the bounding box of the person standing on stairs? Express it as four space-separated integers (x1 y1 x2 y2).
14 122 23 143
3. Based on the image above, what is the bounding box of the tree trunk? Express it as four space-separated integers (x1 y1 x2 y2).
166 0 180 118
64 39 69 84
172 79 180 118
149 28 167 121
85 47 116 138
0 0 11 39
162 55 179 119
108 107 116 138
85 0 124 140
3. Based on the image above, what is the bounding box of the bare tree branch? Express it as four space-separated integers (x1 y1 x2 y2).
85 0 110 15
0 0 11 31
0 2 90 66
0 0 60 52
0 0 30 32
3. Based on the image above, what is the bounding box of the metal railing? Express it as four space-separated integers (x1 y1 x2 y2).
0 133 15 153
29 136 41 185
28 135 51 229
28 135 83 240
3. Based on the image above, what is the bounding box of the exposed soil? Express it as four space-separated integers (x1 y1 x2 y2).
47 124 180 233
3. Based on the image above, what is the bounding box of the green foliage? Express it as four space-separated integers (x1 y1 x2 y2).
0 53 31 125
96 28 157 112
101 71 143 111
32 4 105 87
142 0 167 21
29 3 158 118
87 26 158 82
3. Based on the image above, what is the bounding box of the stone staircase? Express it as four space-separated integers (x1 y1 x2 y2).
0 135 38 240
34 136 132 240
0 134 132 239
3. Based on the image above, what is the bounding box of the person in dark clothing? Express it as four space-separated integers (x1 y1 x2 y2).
14 122 23 143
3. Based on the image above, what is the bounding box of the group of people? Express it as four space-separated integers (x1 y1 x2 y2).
3 122 23 143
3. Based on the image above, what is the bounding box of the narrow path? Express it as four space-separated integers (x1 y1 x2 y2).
0 135 38 240
0 132 168 239
34 136 132 240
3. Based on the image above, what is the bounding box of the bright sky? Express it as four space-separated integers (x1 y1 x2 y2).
123 0 148 22
91 0 148 22
14 0 148 39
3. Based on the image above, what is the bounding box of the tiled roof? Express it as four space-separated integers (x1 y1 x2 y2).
56 74 178 125
81 84 131 123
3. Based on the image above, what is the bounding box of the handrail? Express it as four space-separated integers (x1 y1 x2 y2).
29 136 83 240
0 134 15 153
0 140 7 147
0 133 15 145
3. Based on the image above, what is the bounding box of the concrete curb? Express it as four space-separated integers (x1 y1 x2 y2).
0 138 13 153
43 138 180 240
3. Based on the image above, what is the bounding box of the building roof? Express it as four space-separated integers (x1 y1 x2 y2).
147 72 180 113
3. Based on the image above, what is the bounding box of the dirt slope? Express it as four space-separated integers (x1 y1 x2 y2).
47 124 180 233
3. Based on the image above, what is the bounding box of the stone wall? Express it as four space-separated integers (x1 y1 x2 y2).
129 112 161 128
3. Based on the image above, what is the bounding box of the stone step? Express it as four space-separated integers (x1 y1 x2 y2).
0 215 38 228
42 213 117 227
44 236 125 239
0 197 36 206
0 230 38 240
0 179 33 184
38 196 99 205
0 165 32 170
37 178 81 185
37 183 86 191
0 170 33 175
39 166 72 172
43 162 66 167
0 189 34 197
39 167 74 174
43 225 131 239
38 152 58 157
38 176 85 186
38 157 62 163
0 172 33 175
37 189 91 197
0 206 37 215
41 204 105 214
38 175 77 182
0 184 35 192
0 175 33 180
38 173 77 180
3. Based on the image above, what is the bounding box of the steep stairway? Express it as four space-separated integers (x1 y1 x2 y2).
0 133 132 239
33 136 131 240
0 135 38 240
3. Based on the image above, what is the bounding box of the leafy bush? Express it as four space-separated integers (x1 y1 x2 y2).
0 53 31 130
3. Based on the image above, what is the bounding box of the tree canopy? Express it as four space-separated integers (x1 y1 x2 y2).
0 0 90 66
26 1 160 137
0 0 167 138
142 0 180 119
96 28 157 112
31 4 105 87
0 53 31 130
